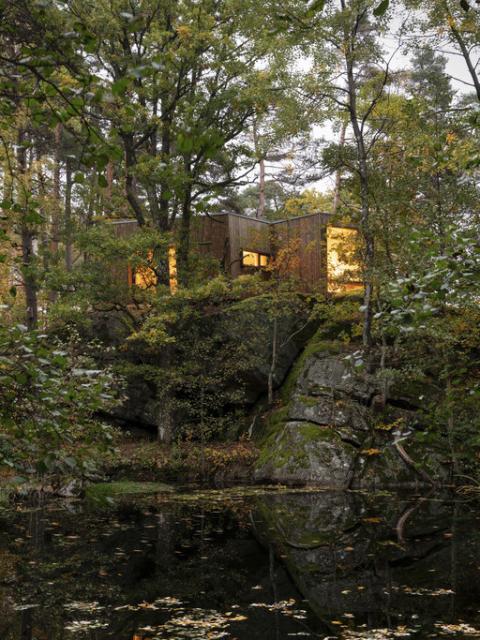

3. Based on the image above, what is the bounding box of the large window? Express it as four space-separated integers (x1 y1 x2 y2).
128 247 178 294
168 245 178 294
326 227 362 293
133 265 158 289
242 250 269 268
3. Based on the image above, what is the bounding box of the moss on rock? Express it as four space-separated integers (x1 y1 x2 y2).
255 421 357 486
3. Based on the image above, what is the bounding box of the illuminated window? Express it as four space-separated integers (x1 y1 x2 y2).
128 247 178 293
242 250 269 268
326 227 363 294
134 265 158 289
128 249 158 289
168 245 178 294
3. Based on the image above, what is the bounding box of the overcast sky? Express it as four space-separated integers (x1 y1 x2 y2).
309 6 479 193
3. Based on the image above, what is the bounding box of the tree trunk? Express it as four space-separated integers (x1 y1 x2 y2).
17 130 38 329
253 117 266 219
106 160 113 204
446 376 459 481
122 133 146 226
158 103 172 230
448 13 480 102
343 15 374 349
178 159 192 282
332 119 347 215
268 316 278 405
85 171 97 228
36 148 50 279
21 225 38 329
51 122 62 256
64 158 73 272
258 156 266 219
394 441 434 485
3 157 13 202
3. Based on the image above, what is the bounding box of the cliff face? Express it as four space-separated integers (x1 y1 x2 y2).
104 294 314 440
254 337 450 488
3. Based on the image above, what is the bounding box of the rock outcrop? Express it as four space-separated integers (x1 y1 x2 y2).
111 294 314 438
254 339 449 488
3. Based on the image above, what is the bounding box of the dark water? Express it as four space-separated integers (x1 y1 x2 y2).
1 487 480 639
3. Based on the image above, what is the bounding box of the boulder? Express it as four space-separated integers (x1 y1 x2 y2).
221 297 313 402
255 422 357 486
296 352 376 403
255 342 450 488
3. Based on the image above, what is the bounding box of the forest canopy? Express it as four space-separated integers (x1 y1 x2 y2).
0 0 479 483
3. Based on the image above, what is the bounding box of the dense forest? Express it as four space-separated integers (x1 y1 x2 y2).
3 2 480 639
0 0 479 489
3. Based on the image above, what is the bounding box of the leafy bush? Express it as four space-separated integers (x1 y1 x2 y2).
123 277 316 442
0 324 122 484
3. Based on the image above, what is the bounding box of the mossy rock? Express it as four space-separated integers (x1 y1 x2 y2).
280 336 347 404
255 405 290 447
255 421 357 486
353 438 451 488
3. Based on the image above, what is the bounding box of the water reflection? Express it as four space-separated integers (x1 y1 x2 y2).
0 490 479 639
253 492 480 638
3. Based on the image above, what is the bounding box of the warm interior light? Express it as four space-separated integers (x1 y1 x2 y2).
128 249 158 289
134 265 157 289
242 250 269 268
242 250 258 266
168 245 178 294
327 227 362 293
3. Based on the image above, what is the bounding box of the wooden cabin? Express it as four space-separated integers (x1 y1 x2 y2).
110 211 362 294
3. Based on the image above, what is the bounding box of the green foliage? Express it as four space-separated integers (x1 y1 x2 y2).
85 480 173 506
0 0 479 486
372 225 480 475
121 277 313 441
0 324 122 484
105 439 258 483
47 225 171 328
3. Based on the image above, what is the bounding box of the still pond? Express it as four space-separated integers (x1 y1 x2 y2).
1 486 480 639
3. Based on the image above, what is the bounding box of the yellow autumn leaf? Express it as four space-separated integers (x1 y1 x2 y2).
176 25 192 39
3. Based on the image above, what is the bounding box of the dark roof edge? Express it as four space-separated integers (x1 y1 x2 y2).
212 211 334 225
106 211 357 228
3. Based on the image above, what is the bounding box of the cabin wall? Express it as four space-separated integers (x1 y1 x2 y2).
106 213 347 293
111 220 139 286
227 214 271 278
273 214 329 293
190 215 229 272
111 220 139 238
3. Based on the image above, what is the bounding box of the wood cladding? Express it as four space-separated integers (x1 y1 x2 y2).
226 215 271 278
190 215 229 270
272 213 330 292
109 212 355 293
